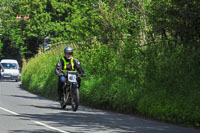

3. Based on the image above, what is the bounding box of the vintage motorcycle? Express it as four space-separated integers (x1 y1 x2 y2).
60 71 80 111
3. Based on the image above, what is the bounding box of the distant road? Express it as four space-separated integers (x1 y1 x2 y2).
0 81 199 133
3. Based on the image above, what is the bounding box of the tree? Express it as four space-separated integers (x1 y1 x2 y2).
0 0 27 64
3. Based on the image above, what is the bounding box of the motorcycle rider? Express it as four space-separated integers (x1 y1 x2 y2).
0 63 4 79
55 46 86 101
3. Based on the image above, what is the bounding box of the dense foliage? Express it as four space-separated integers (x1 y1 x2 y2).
2 0 200 127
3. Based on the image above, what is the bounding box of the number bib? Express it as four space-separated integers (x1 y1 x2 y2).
68 73 77 82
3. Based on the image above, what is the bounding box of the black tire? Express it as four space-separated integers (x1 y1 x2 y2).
71 88 79 111
60 99 66 109
60 95 67 109
60 84 70 109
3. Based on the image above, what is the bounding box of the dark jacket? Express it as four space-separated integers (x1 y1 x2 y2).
55 56 85 77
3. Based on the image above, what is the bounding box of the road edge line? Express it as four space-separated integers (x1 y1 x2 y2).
0 107 20 115
0 106 69 133
33 121 70 133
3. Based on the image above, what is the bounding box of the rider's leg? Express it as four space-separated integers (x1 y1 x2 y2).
60 76 67 83
57 76 67 101
57 78 62 101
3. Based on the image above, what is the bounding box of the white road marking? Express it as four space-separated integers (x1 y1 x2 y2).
33 121 69 133
0 106 69 133
0 107 20 115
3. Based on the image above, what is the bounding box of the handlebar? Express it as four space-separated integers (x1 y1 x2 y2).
62 71 81 77
61 71 86 78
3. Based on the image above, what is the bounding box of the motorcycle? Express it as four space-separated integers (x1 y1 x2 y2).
60 71 80 111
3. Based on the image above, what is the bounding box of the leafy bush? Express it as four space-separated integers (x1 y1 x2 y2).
21 0 200 128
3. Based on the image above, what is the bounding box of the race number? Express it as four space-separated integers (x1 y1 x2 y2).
68 73 77 82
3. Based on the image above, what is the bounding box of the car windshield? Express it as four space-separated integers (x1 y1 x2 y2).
2 63 17 69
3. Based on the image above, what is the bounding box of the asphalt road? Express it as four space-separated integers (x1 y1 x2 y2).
0 81 199 133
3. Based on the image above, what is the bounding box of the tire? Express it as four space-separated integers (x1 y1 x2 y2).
71 88 79 111
60 89 70 109
60 102 66 109
60 96 66 109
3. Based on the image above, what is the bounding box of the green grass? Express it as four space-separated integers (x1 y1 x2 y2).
22 42 200 128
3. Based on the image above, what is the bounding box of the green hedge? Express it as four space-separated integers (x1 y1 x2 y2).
22 42 200 128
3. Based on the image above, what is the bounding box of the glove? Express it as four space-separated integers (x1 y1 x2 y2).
64 72 68 77
81 73 86 77
59 72 67 77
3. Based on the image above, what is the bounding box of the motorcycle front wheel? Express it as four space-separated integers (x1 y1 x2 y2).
71 88 79 111
60 91 69 109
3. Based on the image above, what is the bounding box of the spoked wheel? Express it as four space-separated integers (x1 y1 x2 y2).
60 97 66 109
60 92 69 109
71 88 79 111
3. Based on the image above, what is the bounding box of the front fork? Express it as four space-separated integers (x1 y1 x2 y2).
70 83 79 99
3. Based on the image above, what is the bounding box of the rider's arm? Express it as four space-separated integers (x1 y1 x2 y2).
74 58 85 76
55 59 64 76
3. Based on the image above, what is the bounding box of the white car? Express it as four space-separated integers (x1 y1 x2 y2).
0 59 21 82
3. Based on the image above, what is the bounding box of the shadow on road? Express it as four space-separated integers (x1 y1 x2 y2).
25 105 64 111
9 129 59 133
4 83 200 133
10 95 47 100
12 109 170 133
